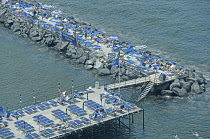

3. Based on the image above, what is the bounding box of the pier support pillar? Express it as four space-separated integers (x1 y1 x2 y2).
143 109 145 130
129 114 131 133
132 113 134 123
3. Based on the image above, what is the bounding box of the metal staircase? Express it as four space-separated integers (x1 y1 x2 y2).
136 81 154 101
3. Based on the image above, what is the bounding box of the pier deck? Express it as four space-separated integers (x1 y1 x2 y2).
1 87 142 139
107 70 177 90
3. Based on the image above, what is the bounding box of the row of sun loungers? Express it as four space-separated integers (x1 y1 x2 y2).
67 105 87 116
33 114 54 127
52 109 71 121
40 128 54 137
10 99 58 118
10 109 24 117
25 133 40 139
23 106 37 114
36 102 50 110
0 128 14 139
84 100 103 110
68 119 83 128
14 120 35 132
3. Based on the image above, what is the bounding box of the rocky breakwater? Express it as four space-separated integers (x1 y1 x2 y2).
2 11 59 46
161 69 207 97
1 8 145 83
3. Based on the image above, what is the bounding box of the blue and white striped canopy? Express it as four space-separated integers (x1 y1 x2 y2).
24 7 34 11
50 18 62 23
51 10 63 15
107 36 119 41
133 45 147 50
42 5 54 9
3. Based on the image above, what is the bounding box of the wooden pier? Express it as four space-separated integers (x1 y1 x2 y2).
0 87 143 139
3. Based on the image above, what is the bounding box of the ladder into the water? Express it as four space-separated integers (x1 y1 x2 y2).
136 81 154 101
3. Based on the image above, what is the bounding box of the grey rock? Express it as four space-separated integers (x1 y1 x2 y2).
180 79 191 92
170 79 181 90
40 37 46 44
67 44 75 50
197 78 204 84
161 90 174 95
191 81 204 94
86 59 94 65
98 68 111 75
172 87 188 97
94 59 103 70
30 31 39 37
14 31 21 35
71 53 81 59
76 48 84 57
110 65 117 74
188 70 195 78
59 42 69 51
76 55 87 64
84 65 93 70
13 27 21 32
70 49 77 54
7 19 13 24
66 52 72 57
31 36 42 41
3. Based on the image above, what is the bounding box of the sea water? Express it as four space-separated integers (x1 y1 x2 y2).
0 0 210 138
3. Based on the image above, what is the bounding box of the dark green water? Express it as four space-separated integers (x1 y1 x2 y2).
0 0 210 138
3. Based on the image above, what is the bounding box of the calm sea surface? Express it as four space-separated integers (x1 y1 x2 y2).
0 0 210 138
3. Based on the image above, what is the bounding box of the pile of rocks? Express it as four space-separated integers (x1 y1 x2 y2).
161 69 207 97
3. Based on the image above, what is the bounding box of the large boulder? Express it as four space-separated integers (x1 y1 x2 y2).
172 87 188 97
161 90 174 95
84 65 93 70
110 65 118 74
191 81 204 94
94 59 103 70
31 36 42 41
45 36 55 46
12 26 21 32
188 70 195 78
30 31 39 37
59 42 69 51
85 59 94 65
71 53 81 59
98 68 111 75
180 79 191 92
76 48 84 57
76 55 87 64
170 79 181 90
